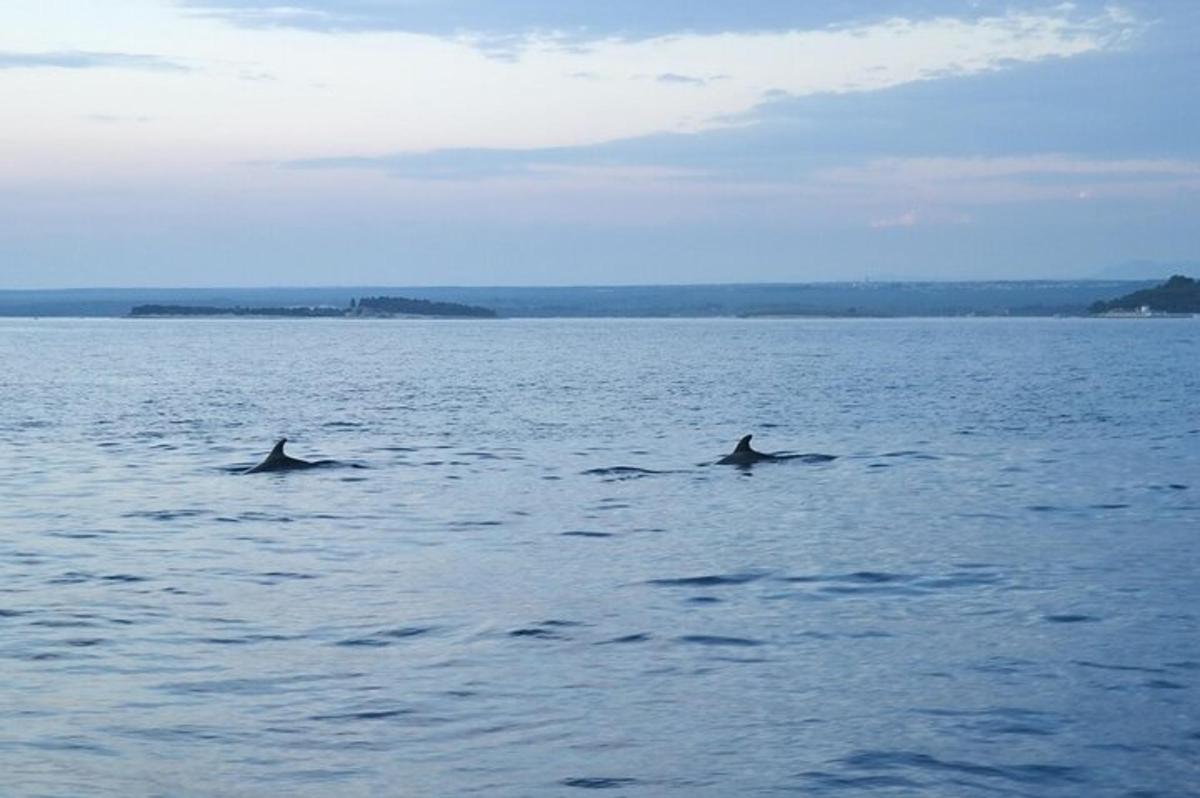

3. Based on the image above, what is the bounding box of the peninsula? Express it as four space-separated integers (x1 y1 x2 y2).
129 295 497 319
1089 275 1200 315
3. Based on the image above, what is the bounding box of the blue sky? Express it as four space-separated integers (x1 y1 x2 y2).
1 1 1196 287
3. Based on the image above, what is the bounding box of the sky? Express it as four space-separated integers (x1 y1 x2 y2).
1 0 1197 287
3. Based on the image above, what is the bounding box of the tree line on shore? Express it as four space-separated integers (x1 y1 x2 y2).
129 295 497 318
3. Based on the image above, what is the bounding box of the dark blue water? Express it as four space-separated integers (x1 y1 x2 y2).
1 318 1197 796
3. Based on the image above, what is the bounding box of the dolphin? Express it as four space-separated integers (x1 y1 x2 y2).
716 434 837 467
717 434 775 466
244 438 331 474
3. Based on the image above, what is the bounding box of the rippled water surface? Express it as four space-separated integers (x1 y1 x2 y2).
1 317 1198 797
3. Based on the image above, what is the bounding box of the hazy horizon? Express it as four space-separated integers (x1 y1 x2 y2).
3 1 1197 288
0 271 1186 293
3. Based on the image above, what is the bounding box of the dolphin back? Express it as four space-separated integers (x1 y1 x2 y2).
717 434 767 465
245 438 316 474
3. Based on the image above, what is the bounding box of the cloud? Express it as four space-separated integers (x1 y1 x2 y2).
655 73 710 86
869 208 974 228
817 155 1200 206
85 113 155 124
871 210 919 228
180 0 904 38
283 128 780 182
0 51 190 72
268 5 1144 181
181 0 1143 47
284 137 1200 213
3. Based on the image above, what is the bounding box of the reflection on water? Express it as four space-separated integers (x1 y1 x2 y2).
1 318 1197 796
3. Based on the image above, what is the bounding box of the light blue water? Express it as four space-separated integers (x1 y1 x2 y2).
1 317 1197 797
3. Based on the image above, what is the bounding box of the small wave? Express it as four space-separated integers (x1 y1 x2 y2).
561 530 615 539
783 571 913 586
121 509 208 521
449 520 504 529
30 618 98 628
159 673 358 696
1073 660 1166 674
236 512 295 523
47 530 117 539
308 708 413 722
911 706 1063 738
48 571 94 585
335 627 437 647
780 569 1003 598
774 453 837 463
1044 614 1099 624
799 772 920 791
561 777 640 789
102 573 149 583
596 633 652 645
256 571 318 581
879 451 941 460
832 750 1082 787
647 573 765 587
458 451 508 460
581 466 676 481
507 620 584 641
61 638 107 648
678 635 763 647
509 627 566 640
201 634 297 645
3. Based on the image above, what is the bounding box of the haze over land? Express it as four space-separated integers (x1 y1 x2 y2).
1 1 1197 287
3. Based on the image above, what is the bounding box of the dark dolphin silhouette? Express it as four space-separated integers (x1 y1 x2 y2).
244 439 332 474
716 434 836 467
717 434 776 466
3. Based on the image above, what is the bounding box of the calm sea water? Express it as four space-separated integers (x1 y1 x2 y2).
1 317 1197 797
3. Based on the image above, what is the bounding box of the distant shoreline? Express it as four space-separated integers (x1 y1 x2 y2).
2 279 1194 319
127 296 498 319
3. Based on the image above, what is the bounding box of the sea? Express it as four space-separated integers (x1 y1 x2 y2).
1 317 1197 797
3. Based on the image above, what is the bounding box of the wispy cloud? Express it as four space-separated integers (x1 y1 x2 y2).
181 1 889 39
860 156 1200 180
870 210 920 229
284 136 1200 214
869 208 973 229
183 1 1143 56
820 153 1200 206
0 51 190 72
262 6 1142 181
655 73 710 86
84 113 156 124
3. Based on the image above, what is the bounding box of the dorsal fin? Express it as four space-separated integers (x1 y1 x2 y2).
269 438 288 458
734 434 753 452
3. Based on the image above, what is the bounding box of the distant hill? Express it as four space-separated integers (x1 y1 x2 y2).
1089 275 1200 314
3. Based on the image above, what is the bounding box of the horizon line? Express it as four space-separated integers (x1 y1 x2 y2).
0 276 1178 293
